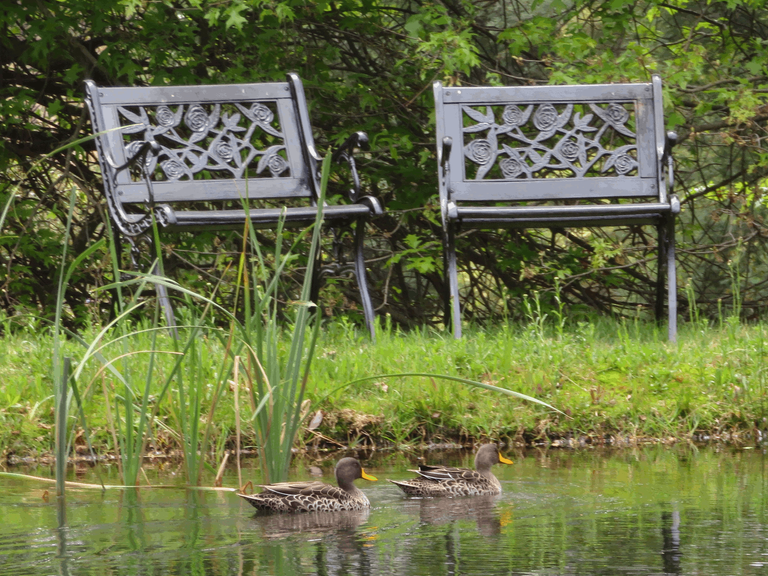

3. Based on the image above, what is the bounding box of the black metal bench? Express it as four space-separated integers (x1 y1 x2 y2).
85 73 382 338
433 75 679 340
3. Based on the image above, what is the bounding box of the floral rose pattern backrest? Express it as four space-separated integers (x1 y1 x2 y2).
462 102 637 181
117 100 289 182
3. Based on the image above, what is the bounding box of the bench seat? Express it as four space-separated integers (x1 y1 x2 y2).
122 203 376 230
451 199 679 227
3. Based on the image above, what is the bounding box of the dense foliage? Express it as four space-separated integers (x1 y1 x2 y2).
2 0 768 329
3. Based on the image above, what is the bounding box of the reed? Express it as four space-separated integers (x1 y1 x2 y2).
86 256 243 485
51 183 111 492
229 156 329 483
52 185 77 496
5 129 138 489
67 155 330 485
167 305 232 486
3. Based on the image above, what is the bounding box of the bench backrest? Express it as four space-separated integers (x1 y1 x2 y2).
434 76 669 205
85 74 320 206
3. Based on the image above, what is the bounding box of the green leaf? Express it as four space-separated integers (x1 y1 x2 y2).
745 59 763 75
667 111 686 129
48 99 64 118
405 15 423 36
404 234 421 249
225 4 248 30
275 3 295 22
64 63 84 85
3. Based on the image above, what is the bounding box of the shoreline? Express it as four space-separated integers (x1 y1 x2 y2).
3 319 768 475
5 424 766 468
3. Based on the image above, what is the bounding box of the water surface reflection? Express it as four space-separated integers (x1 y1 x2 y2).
405 494 504 536
0 447 766 575
251 508 370 539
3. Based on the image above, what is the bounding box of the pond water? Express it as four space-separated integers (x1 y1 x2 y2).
1 446 767 575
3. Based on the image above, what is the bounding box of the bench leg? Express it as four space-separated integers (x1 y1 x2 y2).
354 219 376 342
110 232 178 338
666 217 677 343
655 223 667 325
148 260 178 340
443 223 462 339
144 236 177 338
107 226 123 324
655 220 677 343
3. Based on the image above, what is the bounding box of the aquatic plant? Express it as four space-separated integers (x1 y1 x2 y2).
232 156 327 483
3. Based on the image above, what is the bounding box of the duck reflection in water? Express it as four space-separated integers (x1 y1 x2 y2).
411 494 506 538
247 508 374 575
252 508 371 540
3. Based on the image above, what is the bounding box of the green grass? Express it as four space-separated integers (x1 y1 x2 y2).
1 313 766 465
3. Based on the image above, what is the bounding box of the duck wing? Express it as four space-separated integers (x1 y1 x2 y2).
387 477 443 496
240 480 360 512
258 481 347 500
414 465 485 484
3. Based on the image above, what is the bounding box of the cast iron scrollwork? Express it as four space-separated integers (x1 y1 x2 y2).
116 100 290 182
462 102 638 180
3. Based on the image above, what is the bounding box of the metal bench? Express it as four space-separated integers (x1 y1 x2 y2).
433 75 679 340
85 73 382 338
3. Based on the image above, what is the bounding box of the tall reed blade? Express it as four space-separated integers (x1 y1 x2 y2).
52 185 78 496
56 357 71 497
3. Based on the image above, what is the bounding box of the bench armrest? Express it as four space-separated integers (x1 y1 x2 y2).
439 136 453 171
331 131 370 202
438 137 454 225
664 131 677 193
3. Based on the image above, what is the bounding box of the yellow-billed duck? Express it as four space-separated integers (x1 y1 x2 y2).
388 444 512 497
239 457 377 512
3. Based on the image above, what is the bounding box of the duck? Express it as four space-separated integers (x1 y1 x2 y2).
238 457 378 512
388 443 513 497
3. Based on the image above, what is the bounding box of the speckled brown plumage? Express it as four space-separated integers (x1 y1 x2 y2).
239 457 377 512
388 444 513 497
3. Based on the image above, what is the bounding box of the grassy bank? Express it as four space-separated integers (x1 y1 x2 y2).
1 314 767 464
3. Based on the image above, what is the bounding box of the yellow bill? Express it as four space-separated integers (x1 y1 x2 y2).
362 469 378 481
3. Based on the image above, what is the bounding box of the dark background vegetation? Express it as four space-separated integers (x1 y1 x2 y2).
2 0 768 331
